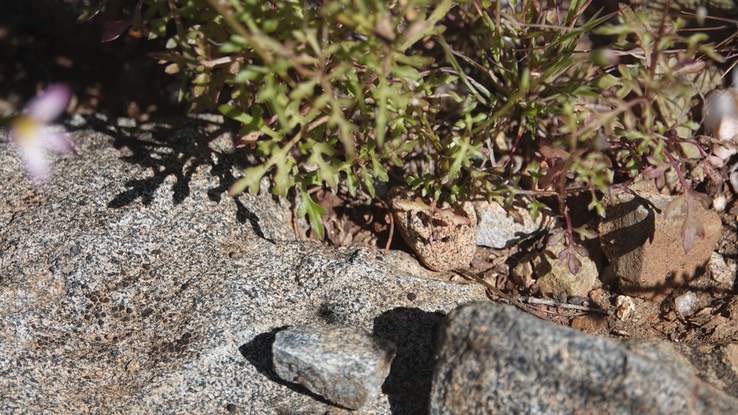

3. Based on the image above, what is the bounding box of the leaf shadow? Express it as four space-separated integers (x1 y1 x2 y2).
65 114 272 236
599 194 660 258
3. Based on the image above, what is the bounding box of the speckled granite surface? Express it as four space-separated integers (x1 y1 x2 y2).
0 115 487 415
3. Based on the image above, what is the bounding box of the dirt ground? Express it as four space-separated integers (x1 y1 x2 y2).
3 1 737 346
306 186 738 345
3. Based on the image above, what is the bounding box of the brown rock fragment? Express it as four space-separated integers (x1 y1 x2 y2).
389 187 476 272
598 183 721 301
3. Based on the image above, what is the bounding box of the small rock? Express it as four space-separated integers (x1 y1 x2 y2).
709 252 736 292
509 259 534 290
704 88 738 162
513 240 598 297
713 194 728 212
272 325 396 410
430 302 738 415
674 291 698 316
474 200 552 248
389 187 476 271
598 181 721 301
571 314 607 334
615 295 636 320
588 288 611 310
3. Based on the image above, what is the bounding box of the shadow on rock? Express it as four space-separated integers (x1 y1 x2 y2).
373 307 446 415
238 327 336 406
234 198 267 240
65 114 248 208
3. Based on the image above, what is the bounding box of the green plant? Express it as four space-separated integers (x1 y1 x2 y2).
83 0 724 273
148 0 455 239
591 5 723 253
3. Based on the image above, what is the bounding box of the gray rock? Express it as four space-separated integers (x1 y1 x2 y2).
430 302 738 415
474 200 553 249
273 325 396 410
0 116 488 414
708 252 736 292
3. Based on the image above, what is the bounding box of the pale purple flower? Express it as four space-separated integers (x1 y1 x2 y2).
10 83 74 182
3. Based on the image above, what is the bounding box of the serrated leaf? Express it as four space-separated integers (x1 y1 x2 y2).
574 226 597 240
398 0 453 52
587 197 606 218
229 165 269 196
297 189 327 240
272 158 295 196
289 79 318 101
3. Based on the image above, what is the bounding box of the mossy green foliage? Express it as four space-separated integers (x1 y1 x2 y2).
88 0 723 271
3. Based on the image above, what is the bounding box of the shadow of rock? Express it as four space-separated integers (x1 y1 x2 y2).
373 307 446 415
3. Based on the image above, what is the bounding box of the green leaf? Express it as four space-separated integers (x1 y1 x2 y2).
374 78 390 149
596 73 620 90
229 165 269 196
344 170 358 196
272 157 295 196
398 0 453 51
218 104 253 124
297 187 327 240
234 67 266 83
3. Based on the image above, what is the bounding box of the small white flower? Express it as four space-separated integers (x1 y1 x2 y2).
10 83 74 182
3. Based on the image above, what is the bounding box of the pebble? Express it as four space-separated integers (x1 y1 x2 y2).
512 239 599 297
615 295 636 320
674 291 697 316
272 325 396 410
